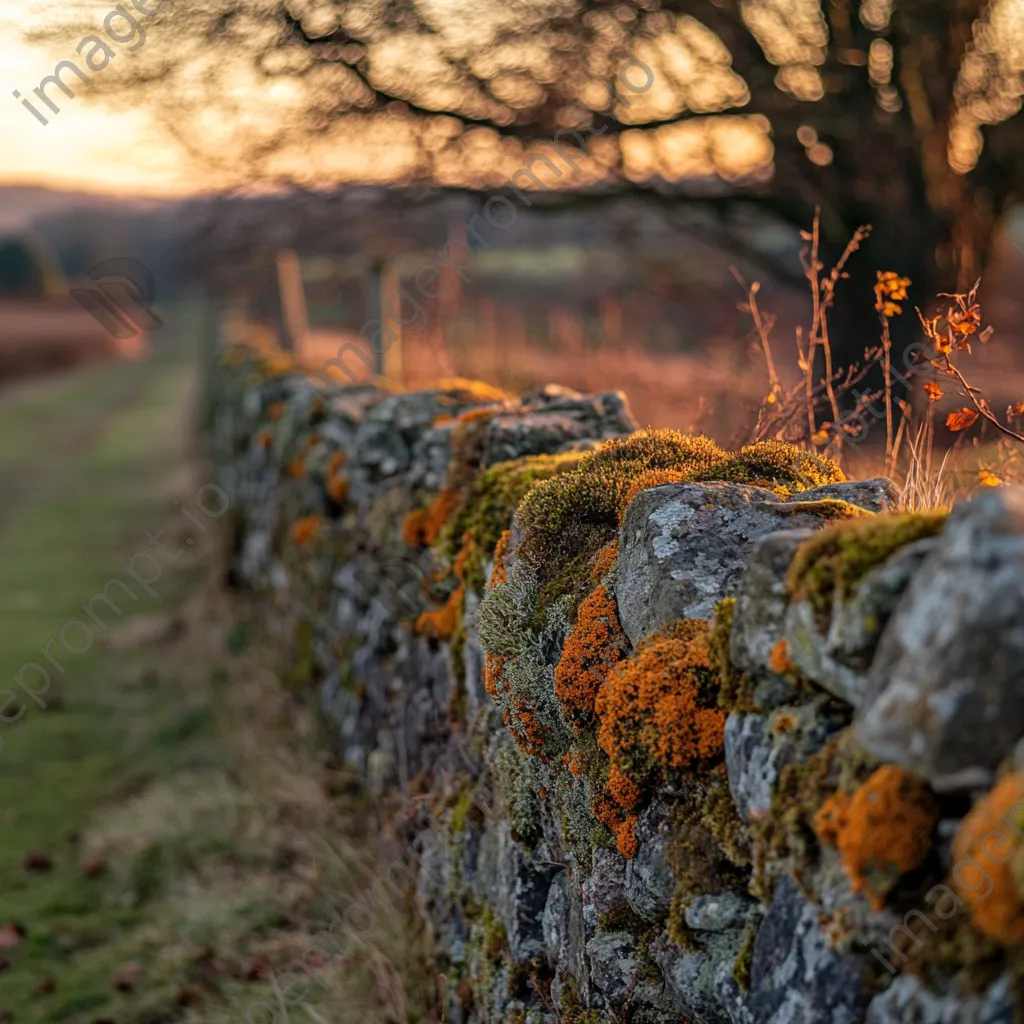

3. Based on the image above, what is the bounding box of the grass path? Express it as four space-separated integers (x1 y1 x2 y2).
0 320 430 1024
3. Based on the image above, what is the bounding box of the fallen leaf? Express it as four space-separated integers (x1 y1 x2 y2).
82 858 106 878
946 408 980 432
0 923 24 950
24 852 53 872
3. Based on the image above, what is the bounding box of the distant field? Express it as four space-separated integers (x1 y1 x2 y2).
0 300 142 387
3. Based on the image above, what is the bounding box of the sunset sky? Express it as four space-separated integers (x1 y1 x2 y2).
0 0 195 195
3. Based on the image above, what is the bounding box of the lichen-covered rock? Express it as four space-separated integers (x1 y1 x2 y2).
785 597 872 705
684 892 760 932
624 804 675 922
729 528 816 697
746 876 868 1023
783 478 898 514
725 702 845 822
865 974 1014 1024
857 488 1024 782
617 483 826 645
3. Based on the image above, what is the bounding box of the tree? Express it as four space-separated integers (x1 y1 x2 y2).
30 0 1023 351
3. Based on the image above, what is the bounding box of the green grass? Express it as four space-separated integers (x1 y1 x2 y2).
0 315 431 1024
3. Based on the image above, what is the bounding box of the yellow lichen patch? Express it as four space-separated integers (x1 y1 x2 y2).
596 619 726 816
326 451 348 503
760 498 874 521
554 585 629 731
787 512 947 622
290 515 323 548
815 765 938 910
951 773 1024 945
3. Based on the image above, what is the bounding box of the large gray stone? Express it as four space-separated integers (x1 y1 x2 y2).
746 876 868 1023
618 483 825 645
624 804 675 922
857 488 1024 782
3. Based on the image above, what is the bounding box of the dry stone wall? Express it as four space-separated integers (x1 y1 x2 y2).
209 345 1024 1024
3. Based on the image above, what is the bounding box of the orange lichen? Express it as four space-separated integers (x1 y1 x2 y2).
591 791 639 859
266 401 285 421
326 451 349 503
769 637 795 674
436 377 513 404
291 515 323 548
484 653 506 699
554 585 629 731
592 540 619 581
596 620 725 811
403 490 460 547
289 457 306 479
815 765 938 910
951 772 1024 944
415 531 472 639
489 530 511 590
256 430 273 450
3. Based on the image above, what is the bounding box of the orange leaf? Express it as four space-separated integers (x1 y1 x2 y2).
946 408 979 432
923 382 944 402
977 471 1002 488
1008 403 1024 419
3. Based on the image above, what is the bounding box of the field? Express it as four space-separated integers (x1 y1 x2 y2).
0 320 429 1023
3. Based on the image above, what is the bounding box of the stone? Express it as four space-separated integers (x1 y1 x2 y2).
785 598 872 705
684 892 760 932
857 487 1024 781
826 537 938 670
865 973 1014 1023
782 478 899 513
585 932 643 1005
582 847 627 929
618 483 826 645
729 528 815 688
725 702 845 822
624 804 674 922
746 876 868 1023
651 931 743 1024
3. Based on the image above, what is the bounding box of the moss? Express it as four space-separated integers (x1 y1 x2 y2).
597 903 648 936
787 511 947 624
437 451 584 594
481 905 508 962
759 497 874 520
711 597 757 714
492 740 546 849
694 439 845 495
815 765 938 910
450 788 482 834
732 921 758 992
